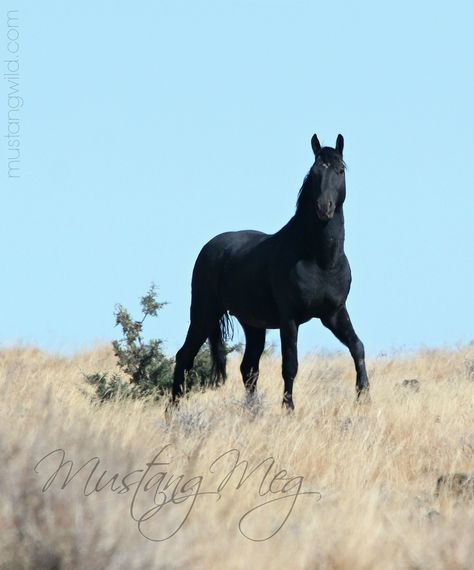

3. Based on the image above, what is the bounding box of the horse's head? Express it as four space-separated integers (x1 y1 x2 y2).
310 134 346 221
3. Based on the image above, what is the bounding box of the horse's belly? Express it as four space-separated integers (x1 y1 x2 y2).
231 312 280 329
227 296 280 329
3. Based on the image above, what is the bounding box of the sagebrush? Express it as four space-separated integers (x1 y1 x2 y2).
85 284 232 402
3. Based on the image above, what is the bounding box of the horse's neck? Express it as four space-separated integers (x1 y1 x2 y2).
313 210 345 267
292 208 345 268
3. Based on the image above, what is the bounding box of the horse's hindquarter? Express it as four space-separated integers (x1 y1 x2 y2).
211 231 280 328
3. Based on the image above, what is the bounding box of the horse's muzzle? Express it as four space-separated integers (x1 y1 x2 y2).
316 205 335 221
316 197 336 221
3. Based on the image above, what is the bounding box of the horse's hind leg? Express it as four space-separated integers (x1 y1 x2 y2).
240 324 266 401
172 323 208 402
321 305 369 399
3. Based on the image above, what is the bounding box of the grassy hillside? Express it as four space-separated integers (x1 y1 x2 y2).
1 344 473 569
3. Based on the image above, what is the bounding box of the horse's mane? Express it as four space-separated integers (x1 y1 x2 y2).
296 170 314 213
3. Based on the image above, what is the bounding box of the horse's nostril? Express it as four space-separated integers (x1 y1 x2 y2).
328 201 333 209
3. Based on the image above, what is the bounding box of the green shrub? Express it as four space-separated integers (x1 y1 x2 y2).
85 284 227 403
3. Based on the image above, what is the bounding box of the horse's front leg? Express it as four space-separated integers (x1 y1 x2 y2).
321 305 369 399
280 319 299 410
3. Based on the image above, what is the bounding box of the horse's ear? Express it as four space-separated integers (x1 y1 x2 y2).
311 134 321 155
336 134 344 156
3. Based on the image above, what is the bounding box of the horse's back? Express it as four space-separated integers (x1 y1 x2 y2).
204 229 268 253
194 230 269 269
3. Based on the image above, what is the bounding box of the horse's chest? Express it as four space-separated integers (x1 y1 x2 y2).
290 262 349 318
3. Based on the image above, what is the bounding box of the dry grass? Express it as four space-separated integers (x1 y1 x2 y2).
1 343 474 569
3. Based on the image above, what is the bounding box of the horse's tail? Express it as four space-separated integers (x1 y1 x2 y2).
209 312 234 384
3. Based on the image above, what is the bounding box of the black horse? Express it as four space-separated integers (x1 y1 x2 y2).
172 134 369 409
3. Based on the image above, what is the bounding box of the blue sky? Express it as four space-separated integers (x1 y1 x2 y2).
2 0 473 356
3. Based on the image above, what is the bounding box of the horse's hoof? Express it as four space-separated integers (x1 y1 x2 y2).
282 398 295 412
355 389 371 405
245 390 257 404
164 407 172 422
164 397 179 421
